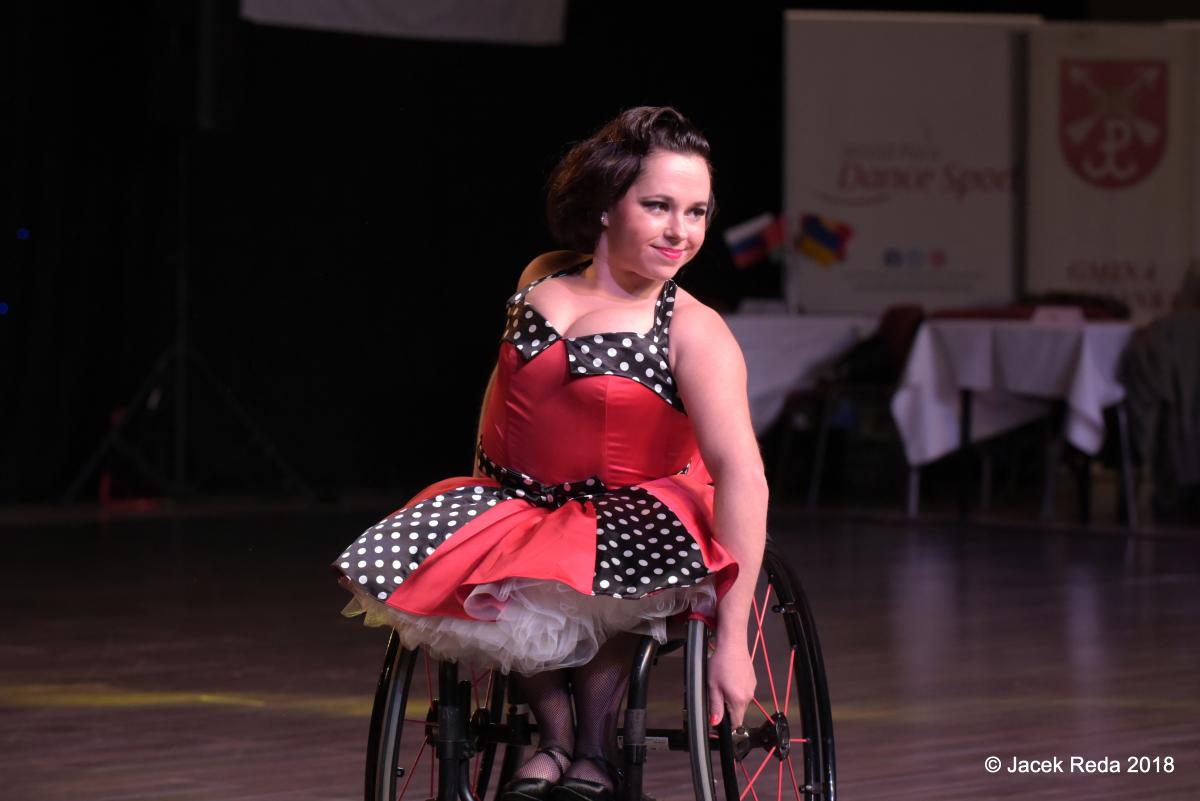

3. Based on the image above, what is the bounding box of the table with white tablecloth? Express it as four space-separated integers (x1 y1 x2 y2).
724 314 876 435
891 319 1135 465
890 318 1137 523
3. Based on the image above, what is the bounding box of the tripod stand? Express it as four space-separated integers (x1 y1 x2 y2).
62 134 313 504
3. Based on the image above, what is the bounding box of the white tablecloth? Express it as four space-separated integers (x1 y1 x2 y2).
724 314 876 434
891 319 1135 466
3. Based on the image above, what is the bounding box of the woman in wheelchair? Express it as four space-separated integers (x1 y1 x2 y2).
333 107 771 801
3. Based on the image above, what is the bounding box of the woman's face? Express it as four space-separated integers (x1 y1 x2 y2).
602 149 711 283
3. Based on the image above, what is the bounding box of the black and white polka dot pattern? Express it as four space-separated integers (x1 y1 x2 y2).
336 485 518 603
502 261 686 413
337 447 707 604
503 292 560 359
591 487 710 599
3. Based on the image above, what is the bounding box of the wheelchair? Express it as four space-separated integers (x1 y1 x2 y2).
362 539 836 801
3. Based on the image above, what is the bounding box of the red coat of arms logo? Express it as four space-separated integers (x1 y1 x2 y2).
1059 59 1168 189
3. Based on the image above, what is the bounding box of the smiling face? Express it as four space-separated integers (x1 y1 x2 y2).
600 149 711 284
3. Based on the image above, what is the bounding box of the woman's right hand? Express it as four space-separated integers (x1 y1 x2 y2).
707 639 757 729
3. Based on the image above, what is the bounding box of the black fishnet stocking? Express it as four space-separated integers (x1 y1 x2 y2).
563 632 641 790
511 669 574 781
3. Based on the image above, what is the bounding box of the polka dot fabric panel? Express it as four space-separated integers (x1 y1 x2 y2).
336 485 519 602
502 261 685 413
591 487 711 598
502 298 560 359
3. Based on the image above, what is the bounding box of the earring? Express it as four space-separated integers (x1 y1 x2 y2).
600 212 609 226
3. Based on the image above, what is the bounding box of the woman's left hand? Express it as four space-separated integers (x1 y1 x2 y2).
707 639 757 728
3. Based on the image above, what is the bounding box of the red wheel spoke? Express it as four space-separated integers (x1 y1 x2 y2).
776 760 784 801
788 738 807 743
748 588 771 662
784 754 803 800
738 746 777 801
737 760 763 801
752 696 772 721
397 735 429 800
759 640 781 714
783 647 796 715
749 589 781 712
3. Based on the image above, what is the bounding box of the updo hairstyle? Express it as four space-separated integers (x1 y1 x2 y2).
545 106 717 252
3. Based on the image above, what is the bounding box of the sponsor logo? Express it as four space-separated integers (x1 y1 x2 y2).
818 142 1013 206
882 247 948 270
1059 59 1167 189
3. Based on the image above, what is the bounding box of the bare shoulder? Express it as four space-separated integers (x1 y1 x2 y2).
669 287 742 361
515 250 591 290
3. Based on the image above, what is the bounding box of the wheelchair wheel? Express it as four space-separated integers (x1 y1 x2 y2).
364 631 514 801
688 539 837 801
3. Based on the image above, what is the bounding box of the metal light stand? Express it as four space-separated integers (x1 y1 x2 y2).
62 133 313 503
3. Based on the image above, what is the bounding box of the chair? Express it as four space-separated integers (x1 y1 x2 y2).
772 305 924 513
362 540 837 801
1120 310 1200 526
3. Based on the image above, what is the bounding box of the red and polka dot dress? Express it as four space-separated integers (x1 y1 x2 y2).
333 259 739 674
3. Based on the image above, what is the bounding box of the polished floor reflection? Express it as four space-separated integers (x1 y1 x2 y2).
2 504 1197 800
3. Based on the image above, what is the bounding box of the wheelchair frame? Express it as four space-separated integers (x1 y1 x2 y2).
363 539 836 801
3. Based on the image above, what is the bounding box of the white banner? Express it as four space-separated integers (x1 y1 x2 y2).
241 0 567 46
1026 24 1198 322
783 12 1037 315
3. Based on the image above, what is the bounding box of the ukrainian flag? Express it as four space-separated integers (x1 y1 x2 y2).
796 214 853 267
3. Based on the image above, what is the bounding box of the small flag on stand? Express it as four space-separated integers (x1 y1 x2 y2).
723 213 786 269
795 213 853 267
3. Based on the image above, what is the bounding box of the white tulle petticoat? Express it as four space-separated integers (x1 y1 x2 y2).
341 577 717 675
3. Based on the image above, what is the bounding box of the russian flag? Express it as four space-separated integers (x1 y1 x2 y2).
722 213 786 269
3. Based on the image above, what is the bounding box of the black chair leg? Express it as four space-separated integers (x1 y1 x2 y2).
906 466 920 518
1041 406 1066 521
808 393 836 510
773 416 796 497
1075 454 1092 525
1115 402 1139 532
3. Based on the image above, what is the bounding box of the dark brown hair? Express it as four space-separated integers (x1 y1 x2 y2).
545 106 717 252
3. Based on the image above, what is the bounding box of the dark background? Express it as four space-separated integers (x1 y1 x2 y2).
4 0 1192 504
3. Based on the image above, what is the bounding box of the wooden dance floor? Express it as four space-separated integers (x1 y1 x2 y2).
2 504 1198 801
